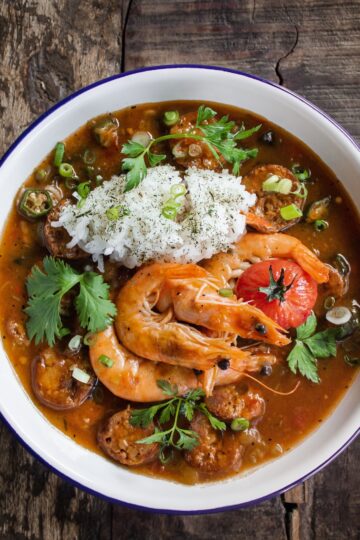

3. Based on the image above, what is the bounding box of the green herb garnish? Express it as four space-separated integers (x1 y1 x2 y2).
24 257 117 346
287 312 338 383
121 105 260 191
130 380 226 454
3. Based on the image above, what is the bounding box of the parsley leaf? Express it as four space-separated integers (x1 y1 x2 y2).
24 257 117 346
130 380 226 459
287 340 320 383
75 272 117 333
120 104 260 191
286 312 340 383
296 311 317 340
122 154 147 192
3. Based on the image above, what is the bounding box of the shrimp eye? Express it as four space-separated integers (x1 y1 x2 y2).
255 323 267 335
193 369 203 376
217 359 230 370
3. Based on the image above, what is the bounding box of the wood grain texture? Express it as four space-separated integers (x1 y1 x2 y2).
0 0 359 538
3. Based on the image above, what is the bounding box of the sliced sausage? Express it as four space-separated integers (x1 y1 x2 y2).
97 408 159 466
184 412 244 473
44 200 86 259
31 349 95 410
205 385 265 422
169 112 225 170
243 164 306 233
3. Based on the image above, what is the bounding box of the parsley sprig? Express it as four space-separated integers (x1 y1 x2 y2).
25 257 117 346
286 311 358 383
121 105 260 191
130 380 226 458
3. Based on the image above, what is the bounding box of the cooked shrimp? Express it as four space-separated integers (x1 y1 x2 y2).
116 263 260 371
89 326 277 402
202 232 329 284
160 275 290 346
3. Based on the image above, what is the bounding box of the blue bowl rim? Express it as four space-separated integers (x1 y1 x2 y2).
0 63 359 515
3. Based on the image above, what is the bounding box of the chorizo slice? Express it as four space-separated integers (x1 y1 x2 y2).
31 349 95 410
97 408 159 466
243 164 306 233
44 201 86 259
184 412 244 473
205 385 265 422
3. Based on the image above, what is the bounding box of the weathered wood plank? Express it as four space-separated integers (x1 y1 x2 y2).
0 0 129 538
112 498 287 540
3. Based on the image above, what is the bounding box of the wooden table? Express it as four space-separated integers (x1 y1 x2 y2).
0 1 359 538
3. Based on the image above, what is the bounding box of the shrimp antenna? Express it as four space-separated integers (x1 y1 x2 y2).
231 368 301 396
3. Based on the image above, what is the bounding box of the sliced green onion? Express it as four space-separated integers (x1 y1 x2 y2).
231 417 250 431
68 334 82 351
291 164 311 181
314 219 328 232
106 205 130 221
77 181 91 199
83 332 94 346
77 198 86 209
59 162 76 178
82 148 96 164
218 288 233 297
262 175 292 194
291 183 308 199
95 175 103 185
324 296 336 310
72 367 91 384
170 183 187 198
98 355 114 368
54 142 65 167
280 204 303 221
163 110 180 127
162 206 178 220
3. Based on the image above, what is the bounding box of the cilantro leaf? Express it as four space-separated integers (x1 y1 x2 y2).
197 403 226 431
24 257 116 346
120 104 260 191
287 340 320 383
137 431 167 445
130 404 164 428
122 140 146 157
176 429 199 451
75 272 117 333
122 155 148 192
157 379 178 396
148 151 166 167
303 329 337 358
131 379 227 459
233 124 262 140
296 311 317 340
196 105 217 125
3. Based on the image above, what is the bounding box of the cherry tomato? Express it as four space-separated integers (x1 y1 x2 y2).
235 258 318 329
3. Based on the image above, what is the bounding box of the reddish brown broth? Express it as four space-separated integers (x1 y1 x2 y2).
0 101 358 484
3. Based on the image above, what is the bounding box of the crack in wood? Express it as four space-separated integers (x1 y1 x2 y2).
275 23 299 86
121 0 135 72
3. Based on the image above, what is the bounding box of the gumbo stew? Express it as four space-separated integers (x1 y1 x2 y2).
0 101 359 484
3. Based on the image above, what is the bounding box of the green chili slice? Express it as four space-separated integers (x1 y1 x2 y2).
18 189 53 218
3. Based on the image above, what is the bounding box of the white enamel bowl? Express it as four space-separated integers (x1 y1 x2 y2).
0 66 359 513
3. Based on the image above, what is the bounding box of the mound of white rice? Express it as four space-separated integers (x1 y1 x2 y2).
52 165 256 269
